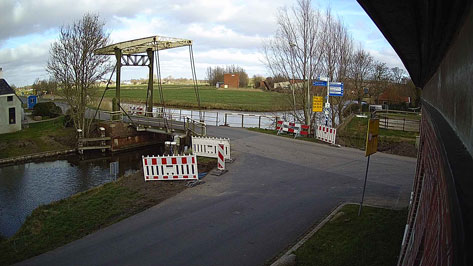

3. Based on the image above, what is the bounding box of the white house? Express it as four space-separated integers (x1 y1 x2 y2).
0 69 22 134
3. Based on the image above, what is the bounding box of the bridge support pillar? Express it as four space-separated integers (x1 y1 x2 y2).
146 48 154 117
114 48 122 113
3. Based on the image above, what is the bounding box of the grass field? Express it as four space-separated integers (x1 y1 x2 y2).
0 117 75 159
99 84 291 111
295 204 407 266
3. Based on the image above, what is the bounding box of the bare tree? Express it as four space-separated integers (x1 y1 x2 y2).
370 61 390 101
349 47 373 111
321 10 355 126
47 13 111 137
263 0 324 125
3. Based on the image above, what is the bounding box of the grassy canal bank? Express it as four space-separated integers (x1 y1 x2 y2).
0 157 216 265
0 117 75 159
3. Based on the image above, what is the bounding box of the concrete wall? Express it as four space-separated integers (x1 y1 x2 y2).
422 5 473 155
0 94 22 134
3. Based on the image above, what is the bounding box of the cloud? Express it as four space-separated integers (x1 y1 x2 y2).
0 0 408 86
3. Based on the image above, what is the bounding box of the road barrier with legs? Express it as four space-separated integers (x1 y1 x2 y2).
142 154 198 181
276 120 310 138
192 136 231 160
316 125 337 144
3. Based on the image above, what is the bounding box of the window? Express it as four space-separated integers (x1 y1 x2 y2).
9 107 15 124
7 96 13 102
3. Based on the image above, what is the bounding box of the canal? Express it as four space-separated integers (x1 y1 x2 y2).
0 145 162 238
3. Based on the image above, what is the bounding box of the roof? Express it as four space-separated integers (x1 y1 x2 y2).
357 0 472 88
95 35 192 55
0 79 15 96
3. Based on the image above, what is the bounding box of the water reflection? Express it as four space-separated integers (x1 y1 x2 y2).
0 145 162 238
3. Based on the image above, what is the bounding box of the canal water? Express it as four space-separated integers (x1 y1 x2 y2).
0 145 162 238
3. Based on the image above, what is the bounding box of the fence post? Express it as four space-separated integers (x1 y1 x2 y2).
191 110 193 120
403 118 405 131
224 113 228 126
258 116 262 129
216 112 219 126
241 114 244 128
275 116 279 130
179 109 182 121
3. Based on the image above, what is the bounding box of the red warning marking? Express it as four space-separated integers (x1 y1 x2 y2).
182 157 187 164
152 158 157 165
172 158 177 164
161 158 167 165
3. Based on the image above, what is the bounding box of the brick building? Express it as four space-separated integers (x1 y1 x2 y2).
223 73 239 88
358 1 473 265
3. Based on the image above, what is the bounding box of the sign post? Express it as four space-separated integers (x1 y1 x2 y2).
313 79 344 127
358 118 379 216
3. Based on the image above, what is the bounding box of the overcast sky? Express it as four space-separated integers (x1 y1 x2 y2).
0 0 405 87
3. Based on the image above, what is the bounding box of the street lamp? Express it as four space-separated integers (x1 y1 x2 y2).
289 42 311 127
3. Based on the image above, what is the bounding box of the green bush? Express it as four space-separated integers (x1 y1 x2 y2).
32 102 62 118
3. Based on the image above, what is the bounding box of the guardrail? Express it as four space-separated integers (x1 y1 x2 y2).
372 110 420 132
185 117 206 136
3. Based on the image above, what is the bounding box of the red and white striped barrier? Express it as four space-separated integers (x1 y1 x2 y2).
192 136 231 160
316 125 337 144
142 154 198 181
277 120 310 138
217 143 225 170
129 105 144 115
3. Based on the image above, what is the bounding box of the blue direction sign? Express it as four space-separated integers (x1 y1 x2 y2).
329 82 344 88
329 82 344 96
313 81 327 86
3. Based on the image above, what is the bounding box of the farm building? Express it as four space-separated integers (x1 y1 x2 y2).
223 73 239 88
0 70 23 134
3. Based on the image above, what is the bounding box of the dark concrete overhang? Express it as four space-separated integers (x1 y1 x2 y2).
357 0 472 88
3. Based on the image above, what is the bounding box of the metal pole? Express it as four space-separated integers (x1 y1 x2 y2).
216 112 219 126
358 155 371 216
241 114 244 128
258 116 261 129
180 109 182 121
307 55 311 129
225 113 228 126
326 78 330 126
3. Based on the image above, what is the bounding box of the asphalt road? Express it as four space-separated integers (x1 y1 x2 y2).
18 126 416 266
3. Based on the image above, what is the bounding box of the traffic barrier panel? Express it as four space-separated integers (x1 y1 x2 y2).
192 136 231 160
316 125 337 144
217 143 225 170
142 154 198 181
277 120 310 138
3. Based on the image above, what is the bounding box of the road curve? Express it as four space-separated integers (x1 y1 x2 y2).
18 126 416 266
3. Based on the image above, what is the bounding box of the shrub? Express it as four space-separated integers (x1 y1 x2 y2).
32 102 62 118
